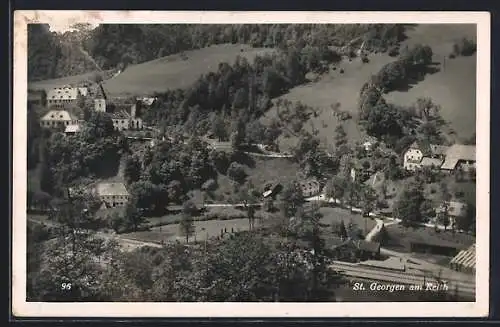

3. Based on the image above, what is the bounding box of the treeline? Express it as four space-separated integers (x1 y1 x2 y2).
85 24 408 70
144 50 314 134
27 24 100 81
27 203 343 302
35 112 126 197
357 44 442 148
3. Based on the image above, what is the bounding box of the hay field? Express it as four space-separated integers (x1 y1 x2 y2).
101 44 275 97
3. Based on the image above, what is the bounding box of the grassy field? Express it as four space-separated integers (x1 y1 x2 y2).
210 156 301 201
101 44 275 97
261 24 477 151
261 53 395 151
384 24 477 141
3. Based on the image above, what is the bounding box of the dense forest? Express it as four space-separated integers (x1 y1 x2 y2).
27 24 100 81
28 23 407 81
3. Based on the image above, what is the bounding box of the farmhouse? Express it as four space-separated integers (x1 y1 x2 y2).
46 86 83 109
436 201 468 228
299 179 321 197
40 110 79 129
95 182 130 208
440 144 476 172
403 141 447 171
109 103 143 131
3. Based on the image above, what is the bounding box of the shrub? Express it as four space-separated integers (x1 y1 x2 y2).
339 68 345 74
388 46 400 57
448 53 456 59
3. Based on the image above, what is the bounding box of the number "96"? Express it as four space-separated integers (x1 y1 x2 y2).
61 283 72 290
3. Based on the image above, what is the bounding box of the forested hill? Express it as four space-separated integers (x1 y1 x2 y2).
28 23 407 82
27 24 101 82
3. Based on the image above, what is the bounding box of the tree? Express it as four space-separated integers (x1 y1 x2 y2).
227 162 247 184
245 120 266 145
324 175 348 205
124 155 142 184
336 220 348 240
82 111 115 141
454 202 475 233
179 206 196 243
124 202 145 232
210 114 227 141
334 124 348 148
436 203 450 230
393 180 426 228
419 199 436 223
280 181 305 219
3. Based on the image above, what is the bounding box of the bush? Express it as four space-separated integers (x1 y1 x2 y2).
388 46 400 57
339 68 345 74
448 53 456 59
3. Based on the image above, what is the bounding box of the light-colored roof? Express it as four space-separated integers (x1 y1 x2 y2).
450 244 476 270
96 182 129 197
437 201 468 217
64 124 81 133
47 87 79 101
420 157 443 167
41 110 76 121
441 144 476 170
137 97 157 106
78 87 88 97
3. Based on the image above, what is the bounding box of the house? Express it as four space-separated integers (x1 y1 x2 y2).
64 124 81 136
136 97 157 107
440 144 476 172
449 244 475 275
436 201 468 228
95 182 130 208
77 87 89 97
403 141 448 171
299 179 321 197
40 110 79 129
46 86 82 109
109 103 143 131
94 83 107 112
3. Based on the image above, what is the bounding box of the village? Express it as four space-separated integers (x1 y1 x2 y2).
25 22 478 302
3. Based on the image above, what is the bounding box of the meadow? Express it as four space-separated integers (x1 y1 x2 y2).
101 44 275 97
261 24 477 151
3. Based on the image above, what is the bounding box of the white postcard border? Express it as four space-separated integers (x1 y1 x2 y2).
12 10 491 318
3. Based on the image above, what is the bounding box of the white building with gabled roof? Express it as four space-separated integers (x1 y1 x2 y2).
40 109 79 129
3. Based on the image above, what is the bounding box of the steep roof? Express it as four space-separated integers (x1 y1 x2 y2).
450 244 476 270
95 182 129 197
94 83 107 100
408 140 448 157
441 144 476 170
41 110 77 121
47 87 79 101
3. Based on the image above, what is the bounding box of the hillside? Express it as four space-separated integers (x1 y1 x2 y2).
27 24 100 82
263 24 477 151
101 44 276 97
384 24 477 141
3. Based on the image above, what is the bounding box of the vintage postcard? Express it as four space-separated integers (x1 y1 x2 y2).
12 11 490 318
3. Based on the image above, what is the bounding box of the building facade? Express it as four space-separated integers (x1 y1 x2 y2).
46 86 82 109
95 182 130 208
40 110 79 129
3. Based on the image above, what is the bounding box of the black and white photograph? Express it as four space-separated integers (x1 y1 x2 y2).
12 11 490 318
